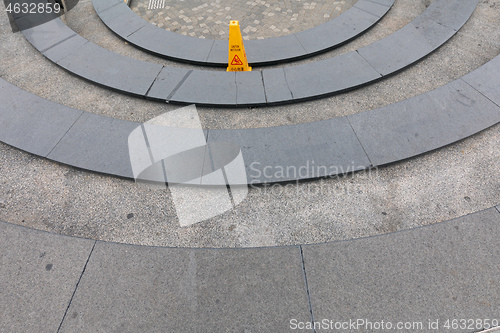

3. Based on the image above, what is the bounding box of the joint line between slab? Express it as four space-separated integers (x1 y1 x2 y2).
460 78 500 110
299 246 317 333
56 240 97 333
40 33 78 54
346 116 373 167
495 206 500 214
355 50 383 77
352 3 380 19
45 111 85 158
99 1 121 14
166 70 193 102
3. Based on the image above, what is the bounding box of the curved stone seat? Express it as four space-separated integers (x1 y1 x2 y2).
15 0 478 107
92 0 395 66
1 53 498 184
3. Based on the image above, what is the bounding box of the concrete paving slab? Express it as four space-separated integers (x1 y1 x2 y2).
295 7 380 54
92 0 121 13
284 51 382 101
348 79 500 166
421 0 479 31
96 3 147 38
462 55 500 107
146 66 190 100
57 41 163 96
245 34 307 65
47 112 139 178
127 24 214 63
170 71 237 106
302 207 500 332
205 39 228 65
357 20 452 76
353 0 391 18
15 14 75 52
0 221 95 333
207 117 371 184
262 67 293 104
0 78 83 157
42 33 89 63
58 243 311 333
236 71 266 106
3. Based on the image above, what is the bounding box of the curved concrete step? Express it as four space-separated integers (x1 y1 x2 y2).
0 54 498 184
14 0 478 107
92 0 395 66
1 207 500 332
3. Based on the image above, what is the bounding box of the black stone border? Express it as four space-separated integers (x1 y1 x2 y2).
92 0 395 66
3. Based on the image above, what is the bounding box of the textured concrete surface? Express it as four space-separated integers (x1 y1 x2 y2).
58 243 311 332
0 0 497 126
0 222 95 333
0 0 498 248
130 0 357 40
2 208 500 332
303 208 500 332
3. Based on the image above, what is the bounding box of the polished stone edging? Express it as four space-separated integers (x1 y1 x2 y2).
92 0 395 66
0 54 498 184
15 0 478 107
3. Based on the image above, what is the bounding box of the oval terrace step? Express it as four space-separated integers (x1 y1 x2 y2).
14 0 478 107
92 0 395 66
0 54 498 184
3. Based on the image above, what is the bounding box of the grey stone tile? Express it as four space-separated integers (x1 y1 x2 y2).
205 39 228 66
409 14 456 48
462 55 500 107
0 78 83 157
302 208 500 332
284 51 381 101
357 21 446 76
353 0 390 17
18 17 75 52
96 2 147 37
58 243 311 333
262 67 293 104
127 24 214 64
43 34 89 63
47 112 139 178
0 222 95 333
170 71 237 106
207 117 371 184
146 66 190 100
367 0 395 6
92 0 122 14
348 80 500 166
236 71 266 106
295 6 381 54
420 0 478 31
57 42 163 96
245 34 306 65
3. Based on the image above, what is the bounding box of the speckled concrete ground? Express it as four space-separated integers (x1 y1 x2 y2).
0 0 498 248
129 0 357 40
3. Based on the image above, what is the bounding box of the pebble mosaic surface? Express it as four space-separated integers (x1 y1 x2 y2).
130 0 358 39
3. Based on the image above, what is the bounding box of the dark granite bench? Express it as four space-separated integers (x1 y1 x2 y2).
1 53 498 184
14 0 478 107
92 0 395 66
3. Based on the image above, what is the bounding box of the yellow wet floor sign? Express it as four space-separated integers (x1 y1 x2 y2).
227 21 252 72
